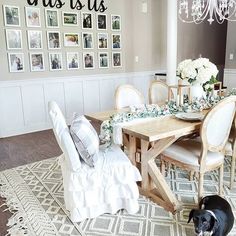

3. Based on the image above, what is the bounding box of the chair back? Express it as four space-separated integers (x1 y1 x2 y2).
48 101 81 170
200 96 236 152
115 84 144 109
149 80 172 104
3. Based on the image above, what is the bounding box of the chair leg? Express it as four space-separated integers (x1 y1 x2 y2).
230 155 235 189
219 165 224 196
160 160 166 175
198 173 204 201
189 171 194 181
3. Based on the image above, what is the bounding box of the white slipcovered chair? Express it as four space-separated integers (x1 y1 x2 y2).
115 84 144 109
149 80 173 104
48 101 142 222
161 96 236 200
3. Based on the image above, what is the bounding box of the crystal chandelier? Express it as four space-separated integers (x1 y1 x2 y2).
179 0 236 24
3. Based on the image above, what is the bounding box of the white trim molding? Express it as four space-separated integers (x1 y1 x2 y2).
224 68 236 90
0 71 158 137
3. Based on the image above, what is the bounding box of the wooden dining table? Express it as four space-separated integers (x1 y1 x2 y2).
85 109 208 213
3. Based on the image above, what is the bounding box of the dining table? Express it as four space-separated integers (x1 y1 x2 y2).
85 109 208 214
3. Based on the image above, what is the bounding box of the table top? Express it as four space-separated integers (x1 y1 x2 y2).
86 109 208 142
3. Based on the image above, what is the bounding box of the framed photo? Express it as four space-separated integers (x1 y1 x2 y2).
47 31 61 49
25 7 41 27
112 52 122 68
62 12 78 26
83 52 94 69
97 14 107 30
45 9 59 28
3 5 20 27
112 34 121 49
98 33 108 49
49 53 63 71
29 53 45 72
6 29 22 49
82 12 93 29
82 32 93 49
67 52 79 70
111 15 121 31
64 33 79 47
98 52 109 69
27 30 43 49
8 53 24 72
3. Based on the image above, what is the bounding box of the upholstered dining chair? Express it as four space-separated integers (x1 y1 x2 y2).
115 84 144 109
149 80 173 104
160 96 236 200
48 101 141 222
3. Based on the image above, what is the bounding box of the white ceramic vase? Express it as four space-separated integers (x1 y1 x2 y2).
190 84 205 100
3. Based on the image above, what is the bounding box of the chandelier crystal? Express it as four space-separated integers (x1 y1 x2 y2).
179 0 236 24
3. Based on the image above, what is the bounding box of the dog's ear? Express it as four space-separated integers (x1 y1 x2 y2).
188 209 195 223
211 216 219 234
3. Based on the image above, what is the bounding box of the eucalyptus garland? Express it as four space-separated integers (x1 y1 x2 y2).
99 90 235 147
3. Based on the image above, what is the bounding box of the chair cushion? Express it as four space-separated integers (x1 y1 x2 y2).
70 114 99 167
162 139 225 167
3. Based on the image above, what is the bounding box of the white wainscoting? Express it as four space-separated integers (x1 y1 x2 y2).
0 71 156 138
224 69 236 90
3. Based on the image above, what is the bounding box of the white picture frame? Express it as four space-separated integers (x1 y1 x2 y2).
29 53 45 72
47 31 61 49
45 9 59 28
112 52 122 68
98 33 108 49
25 7 41 27
98 52 109 69
62 12 79 26
3 5 20 27
49 53 63 71
67 52 79 70
112 34 121 49
83 52 94 69
82 12 93 29
6 29 22 50
97 14 107 30
64 33 80 47
82 32 94 49
111 15 121 31
27 30 43 50
8 53 24 72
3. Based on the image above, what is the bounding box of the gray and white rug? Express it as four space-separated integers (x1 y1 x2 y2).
0 157 236 236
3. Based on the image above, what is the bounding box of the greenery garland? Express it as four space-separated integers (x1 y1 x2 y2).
100 89 236 147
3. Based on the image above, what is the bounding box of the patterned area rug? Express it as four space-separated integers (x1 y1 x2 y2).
0 157 236 236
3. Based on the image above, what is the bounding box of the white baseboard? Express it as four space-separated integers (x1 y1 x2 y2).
224 69 236 90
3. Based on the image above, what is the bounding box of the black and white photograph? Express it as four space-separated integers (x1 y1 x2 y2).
83 52 94 69
27 30 43 49
112 34 121 49
45 9 59 28
6 29 22 49
64 33 79 47
49 53 63 71
111 15 121 31
98 33 108 49
82 33 93 49
82 12 93 29
25 7 41 27
97 14 107 30
8 53 24 72
47 31 61 49
30 53 45 71
67 52 79 70
98 52 109 68
112 52 122 67
62 12 78 26
3 5 20 27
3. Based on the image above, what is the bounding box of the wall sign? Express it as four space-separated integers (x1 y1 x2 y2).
26 0 108 12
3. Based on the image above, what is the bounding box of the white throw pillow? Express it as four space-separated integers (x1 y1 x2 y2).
70 114 99 167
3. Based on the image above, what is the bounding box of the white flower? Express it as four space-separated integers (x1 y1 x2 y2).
177 59 192 76
181 63 197 80
196 67 213 84
192 58 209 69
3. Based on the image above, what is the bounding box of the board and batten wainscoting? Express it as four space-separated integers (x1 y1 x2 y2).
0 71 158 138
224 69 236 90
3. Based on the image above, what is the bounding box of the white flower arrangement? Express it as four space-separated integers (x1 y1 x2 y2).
177 58 219 90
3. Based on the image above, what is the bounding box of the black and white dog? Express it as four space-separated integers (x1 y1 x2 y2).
188 195 234 236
